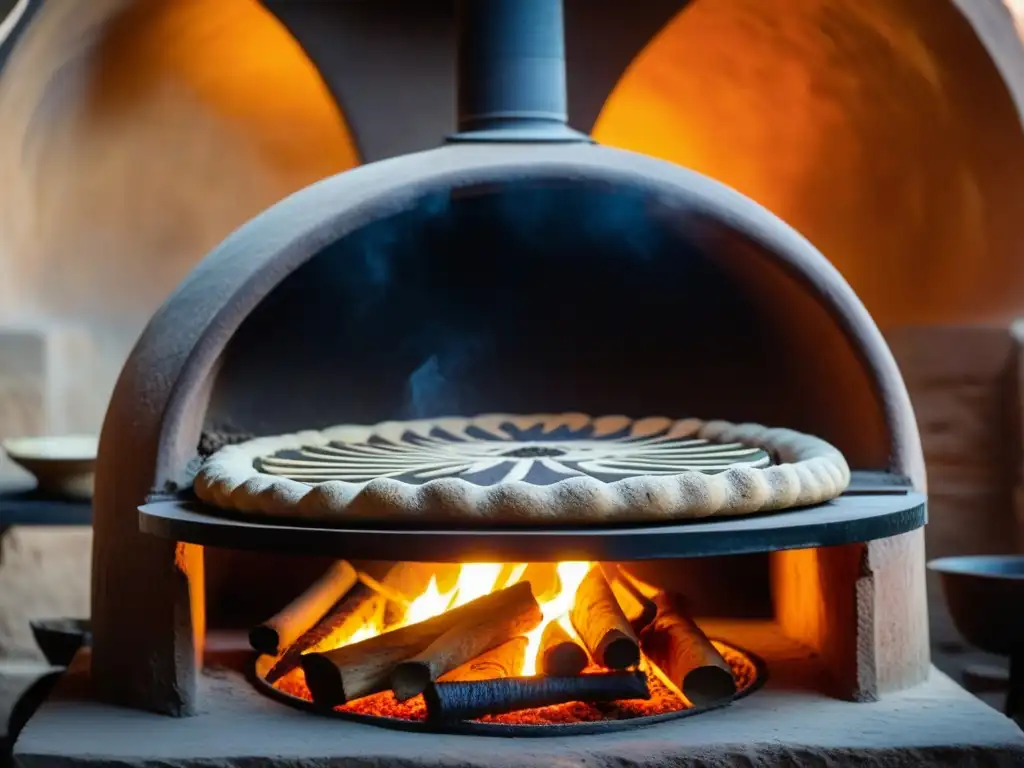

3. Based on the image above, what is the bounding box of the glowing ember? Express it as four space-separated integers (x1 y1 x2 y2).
269 644 759 726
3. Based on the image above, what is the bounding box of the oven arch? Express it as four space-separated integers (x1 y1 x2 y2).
92 142 927 715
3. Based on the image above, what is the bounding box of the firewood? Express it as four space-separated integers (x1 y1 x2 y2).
390 587 542 701
265 583 380 684
602 563 657 634
249 560 357 655
570 566 640 670
301 582 535 707
424 671 650 723
639 592 737 707
439 637 528 683
538 621 588 676
264 561 432 684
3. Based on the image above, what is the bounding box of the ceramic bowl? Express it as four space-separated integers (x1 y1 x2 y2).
928 555 1024 656
29 618 92 667
2 434 98 498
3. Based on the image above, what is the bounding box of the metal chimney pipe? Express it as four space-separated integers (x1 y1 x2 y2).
448 0 591 143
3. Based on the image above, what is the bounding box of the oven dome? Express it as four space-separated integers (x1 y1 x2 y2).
91 139 925 715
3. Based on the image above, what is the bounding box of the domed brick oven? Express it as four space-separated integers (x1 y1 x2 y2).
13 0 1024 765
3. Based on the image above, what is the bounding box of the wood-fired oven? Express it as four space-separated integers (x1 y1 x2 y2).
12 0 1024 765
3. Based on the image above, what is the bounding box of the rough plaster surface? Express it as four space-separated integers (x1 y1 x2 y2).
0 0 358 433
0 528 91 660
0 325 96 441
13 641 1024 768
594 0 1024 328
0 325 94 660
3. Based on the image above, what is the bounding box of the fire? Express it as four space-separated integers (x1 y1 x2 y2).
257 558 767 731
320 560 593 676
399 576 448 626
447 563 505 609
520 562 591 675
263 559 762 729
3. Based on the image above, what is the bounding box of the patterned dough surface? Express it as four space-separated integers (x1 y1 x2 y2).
194 413 851 525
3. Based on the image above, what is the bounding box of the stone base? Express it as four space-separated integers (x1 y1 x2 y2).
12 625 1024 768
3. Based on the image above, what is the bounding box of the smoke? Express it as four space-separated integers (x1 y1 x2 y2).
210 179 712 432
403 331 489 420
492 182 662 263
389 183 670 421
405 354 445 419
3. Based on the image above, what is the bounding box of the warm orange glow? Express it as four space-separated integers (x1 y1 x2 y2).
314 561 593 676
520 562 591 676
262 562 765 727
337 621 377 648
448 564 505 609
500 563 529 589
593 0 1024 328
399 576 449 627
0 0 362 419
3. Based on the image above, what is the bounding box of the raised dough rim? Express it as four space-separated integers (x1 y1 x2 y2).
193 414 851 525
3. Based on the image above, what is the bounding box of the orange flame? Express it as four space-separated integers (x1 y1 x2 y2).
520 562 591 675
319 561 594 675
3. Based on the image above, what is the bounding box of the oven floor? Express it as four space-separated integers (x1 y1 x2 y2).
12 622 1024 768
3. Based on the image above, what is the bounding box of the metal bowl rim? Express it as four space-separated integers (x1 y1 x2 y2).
248 639 768 738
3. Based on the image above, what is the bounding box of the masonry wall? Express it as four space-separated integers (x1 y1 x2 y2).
0 0 356 658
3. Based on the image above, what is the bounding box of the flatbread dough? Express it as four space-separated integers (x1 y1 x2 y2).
194 413 850 525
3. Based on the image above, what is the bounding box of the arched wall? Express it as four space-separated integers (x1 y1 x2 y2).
0 0 359 432
594 0 1024 328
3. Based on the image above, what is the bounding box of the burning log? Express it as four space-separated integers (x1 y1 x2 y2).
301 581 537 707
390 587 542 701
639 592 737 707
249 560 357 656
440 637 528 683
538 621 588 676
260 561 404 681
424 671 650 723
603 564 657 634
570 566 640 670
265 582 380 684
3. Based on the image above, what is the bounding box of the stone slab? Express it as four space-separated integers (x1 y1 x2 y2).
13 626 1024 768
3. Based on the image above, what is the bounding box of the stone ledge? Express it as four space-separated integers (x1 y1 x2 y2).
0 660 53 740
13 627 1024 768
